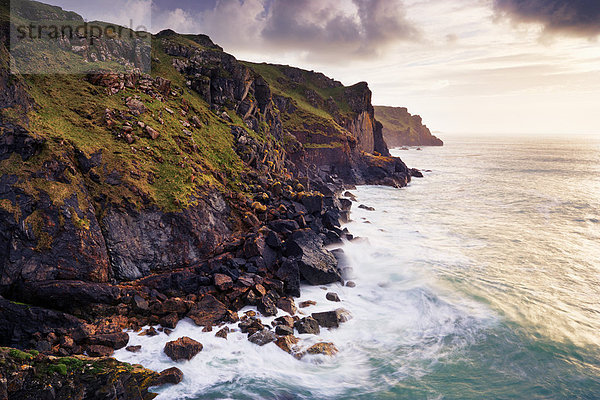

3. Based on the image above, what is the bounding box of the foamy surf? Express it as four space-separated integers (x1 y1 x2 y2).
116 185 496 400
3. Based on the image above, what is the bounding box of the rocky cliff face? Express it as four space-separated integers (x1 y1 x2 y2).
243 63 404 185
0 0 417 385
374 106 443 147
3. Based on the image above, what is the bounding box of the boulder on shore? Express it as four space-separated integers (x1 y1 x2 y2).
285 230 341 285
311 308 352 328
153 367 184 385
164 337 203 361
187 294 228 327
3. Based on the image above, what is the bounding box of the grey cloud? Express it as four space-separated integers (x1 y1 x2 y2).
259 0 419 60
494 0 600 37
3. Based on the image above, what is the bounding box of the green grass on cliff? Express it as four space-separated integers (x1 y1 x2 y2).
243 62 351 147
21 70 245 212
0 35 249 215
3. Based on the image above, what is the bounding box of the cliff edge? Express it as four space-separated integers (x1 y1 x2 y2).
375 105 443 147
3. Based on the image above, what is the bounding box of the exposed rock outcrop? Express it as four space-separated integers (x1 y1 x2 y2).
374 106 443 147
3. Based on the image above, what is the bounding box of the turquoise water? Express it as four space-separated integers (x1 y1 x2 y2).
117 135 600 399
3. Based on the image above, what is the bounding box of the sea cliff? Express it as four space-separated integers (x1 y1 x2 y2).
0 0 422 397
375 105 443 147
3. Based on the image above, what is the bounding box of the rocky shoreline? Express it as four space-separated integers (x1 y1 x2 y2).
1 168 417 398
0 1 426 398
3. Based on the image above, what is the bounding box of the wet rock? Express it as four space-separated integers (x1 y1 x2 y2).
159 313 179 329
305 342 338 356
133 295 149 312
301 194 323 214
187 294 228 327
409 168 424 178
275 335 299 354
346 281 356 288
276 315 296 327
126 345 142 353
214 273 233 291
275 259 301 297
343 191 357 202
257 293 278 317
154 367 184 385
299 300 316 308
269 219 299 234
326 292 341 302
87 344 113 357
285 230 341 285
311 308 352 328
294 317 320 335
265 231 282 249
215 327 229 339
248 329 277 346
275 325 294 336
358 204 375 211
162 298 188 314
239 318 264 335
88 332 129 350
276 297 297 315
164 337 203 361
140 327 158 337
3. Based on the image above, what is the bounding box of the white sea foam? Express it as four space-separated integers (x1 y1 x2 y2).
115 185 496 400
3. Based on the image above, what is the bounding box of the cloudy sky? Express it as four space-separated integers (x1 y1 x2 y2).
42 0 600 136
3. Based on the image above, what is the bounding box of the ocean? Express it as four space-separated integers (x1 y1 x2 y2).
115 135 600 399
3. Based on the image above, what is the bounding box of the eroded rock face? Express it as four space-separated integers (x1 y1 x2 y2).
102 193 230 281
164 336 203 361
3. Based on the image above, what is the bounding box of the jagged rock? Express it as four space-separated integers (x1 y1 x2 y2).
0 297 88 351
126 345 142 353
187 295 228 327
87 344 113 357
269 219 299 233
134 295 149 311
326 292 341 302
276 297 297 315
275 259 301 297
164 337 203 361
275 325 294 336
275 335 299 354
248 329 277 346
214 273 233 291
0 348 159 399
154 367 184 385
273 315 295 328
358 204 375 211
311 308 352 328
87 332 129 350
301 194 324 214
162 298 188 314
145 126 160 140
239 318 264 335
126 98 147 115
304 342 338 357
140 327 158 337
285 230 341 285
257 293 278 317
215 327 229 339
294 317 320 335
299 300 316 308
159 313 179 329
